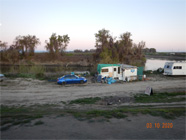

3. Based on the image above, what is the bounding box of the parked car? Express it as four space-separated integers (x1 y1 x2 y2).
0 74 5 82
57 75 87 85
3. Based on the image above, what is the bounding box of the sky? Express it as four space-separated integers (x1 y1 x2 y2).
0 0 186 52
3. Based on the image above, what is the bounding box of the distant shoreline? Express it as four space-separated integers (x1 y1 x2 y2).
145 55 186 61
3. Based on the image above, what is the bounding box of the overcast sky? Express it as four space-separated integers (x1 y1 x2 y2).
0 0 186 52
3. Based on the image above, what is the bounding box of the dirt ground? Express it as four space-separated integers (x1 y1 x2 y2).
0 75 186 139
0 75 185 106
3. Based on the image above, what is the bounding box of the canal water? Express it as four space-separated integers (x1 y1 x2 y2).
145 59 175 70
145 59 186 70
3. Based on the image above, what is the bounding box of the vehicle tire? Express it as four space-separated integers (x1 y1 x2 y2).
80 80 84 84
62 82 66 85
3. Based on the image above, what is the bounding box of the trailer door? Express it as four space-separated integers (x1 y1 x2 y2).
113 67 117 78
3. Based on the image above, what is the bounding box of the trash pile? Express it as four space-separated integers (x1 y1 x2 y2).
91 74 117 84
105 77 116 84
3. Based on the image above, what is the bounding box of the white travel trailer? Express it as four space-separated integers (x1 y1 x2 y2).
163 62 186 75
97 64 138 81
121 64 138 81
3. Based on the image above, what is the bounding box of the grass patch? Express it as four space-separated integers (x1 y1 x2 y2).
163 92 186 96
0 103 185 131
0 84 7 86
5 65 46 80
0 114 43 126
139 108 185 119
69 97 101 104
65 107 185 120
134 92 186 103
0 104 54 130
86 110 128 119
17 73 36 79
1 105 30 114
65 109 126 119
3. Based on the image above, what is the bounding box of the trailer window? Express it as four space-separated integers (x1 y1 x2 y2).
114 68 116 71
173 66 182 69
118 67 120 74
102 69 108 72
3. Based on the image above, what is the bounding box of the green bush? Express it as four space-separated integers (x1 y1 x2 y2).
19 65 30 73
30 65 46 74
6 65 46 80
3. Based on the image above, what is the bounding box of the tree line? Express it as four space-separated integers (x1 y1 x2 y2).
1 29 148 66
0 33 70 62
143 48 156 54
74 49 96 53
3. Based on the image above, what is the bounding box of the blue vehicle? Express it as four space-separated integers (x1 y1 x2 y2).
0 74 5 82
57 75 87 85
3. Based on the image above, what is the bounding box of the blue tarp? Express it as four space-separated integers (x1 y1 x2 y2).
107 77 116 84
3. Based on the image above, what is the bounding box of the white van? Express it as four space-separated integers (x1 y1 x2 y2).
163 62 186 75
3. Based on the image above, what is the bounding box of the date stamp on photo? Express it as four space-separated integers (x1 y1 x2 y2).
146 123 173 128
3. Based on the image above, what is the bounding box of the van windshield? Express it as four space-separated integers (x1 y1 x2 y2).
164 65 172 69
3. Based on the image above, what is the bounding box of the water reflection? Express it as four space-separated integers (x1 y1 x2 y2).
145 59 177 70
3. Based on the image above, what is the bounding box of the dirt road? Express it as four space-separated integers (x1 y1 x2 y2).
1 76 185 106
1 115 185 139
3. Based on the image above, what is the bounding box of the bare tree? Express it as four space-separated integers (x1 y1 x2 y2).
45 33 70 57
13 35 40 57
